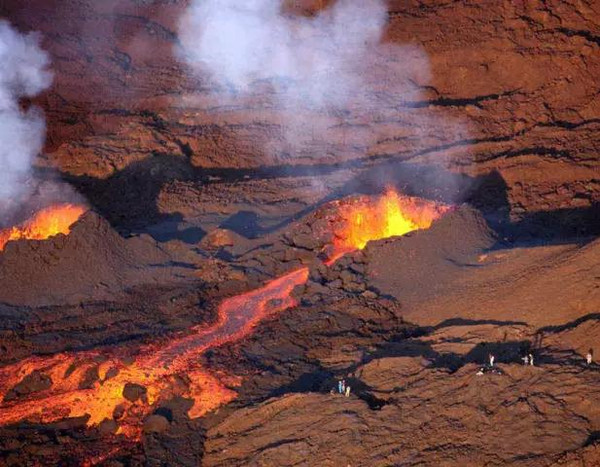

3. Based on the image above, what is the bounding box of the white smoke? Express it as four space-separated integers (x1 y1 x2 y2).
178 0 394 123
0 21 52 210
177 0 470 201
179 0 386 94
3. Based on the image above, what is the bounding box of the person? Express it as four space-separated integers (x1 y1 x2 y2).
529 353 534 366
341 379 346 394
587 349 593 365
345 385 351 397
338 380 343 394
489 354 495 367
522 355 529 365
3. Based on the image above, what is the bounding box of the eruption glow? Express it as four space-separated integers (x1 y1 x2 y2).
0 204 87 251
0 191 448 462
333 189 451 252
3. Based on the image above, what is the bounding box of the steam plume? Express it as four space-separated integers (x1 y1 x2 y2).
0 21 52 215
179 0 387 102
177 0 427 157
177 1 469 201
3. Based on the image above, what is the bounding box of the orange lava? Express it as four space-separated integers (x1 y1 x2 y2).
0 189 449 462
333 188 450 253
0 268 309 440
0 204 87 251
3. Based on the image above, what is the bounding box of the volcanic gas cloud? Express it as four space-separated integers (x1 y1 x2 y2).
0 191 448 453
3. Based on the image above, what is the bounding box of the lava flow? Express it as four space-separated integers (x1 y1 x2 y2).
0 267 310 440
0 190 449 454
0 204 87 251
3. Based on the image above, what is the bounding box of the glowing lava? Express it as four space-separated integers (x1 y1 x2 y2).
333 188 450 253
0 268 309 439
0 204 87 251
0 190 449 462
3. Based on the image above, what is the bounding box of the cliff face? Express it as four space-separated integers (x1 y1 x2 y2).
1 0 598 228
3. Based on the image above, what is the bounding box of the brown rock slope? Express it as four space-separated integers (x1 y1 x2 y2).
0 211 178 306
1 0 598 233
366 207 600 327
205 362 600 467
0 211 222 364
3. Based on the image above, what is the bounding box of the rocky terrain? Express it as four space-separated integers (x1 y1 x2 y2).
0 0 598 466
2 0 599 233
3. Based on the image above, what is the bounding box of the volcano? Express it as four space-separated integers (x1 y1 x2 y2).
0 0 599 466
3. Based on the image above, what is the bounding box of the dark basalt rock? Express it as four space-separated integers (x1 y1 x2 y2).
143 415 170 434
4 371 52 402
123 383 148 403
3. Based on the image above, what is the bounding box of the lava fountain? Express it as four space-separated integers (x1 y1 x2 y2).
332 188 450 253
0 204 87 251
0 189 449 460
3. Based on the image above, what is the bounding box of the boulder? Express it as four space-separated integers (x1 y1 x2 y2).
143 414 169 434
122 383 147 402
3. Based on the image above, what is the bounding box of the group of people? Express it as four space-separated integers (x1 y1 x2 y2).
521 353 535 366
487 352 536 368
334 350 595 390
332 379 351 397
483 347 594 371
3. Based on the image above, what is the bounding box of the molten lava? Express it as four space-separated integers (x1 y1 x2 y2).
333 188 450 253
0 189 449 462
0 268 309 439
0 204 87 251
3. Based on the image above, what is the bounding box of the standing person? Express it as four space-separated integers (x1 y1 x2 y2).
587 348 593 365
341 379 346 394
338 380 343 394
522 354 529 365
529 353 534 366
345 385 351 397
489 354 495 367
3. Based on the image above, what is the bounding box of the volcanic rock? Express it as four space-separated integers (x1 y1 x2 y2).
1 0 597 237
365 205 599 327
203 358 600 466
0 0 598 465
98 419 118 436
199 229 239 250
204 292 409 404
143 415 170 434
123 383 148 403
3 371 52 402
0 211 179 306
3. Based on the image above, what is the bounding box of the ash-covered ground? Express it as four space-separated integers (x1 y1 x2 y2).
0 0 599 466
